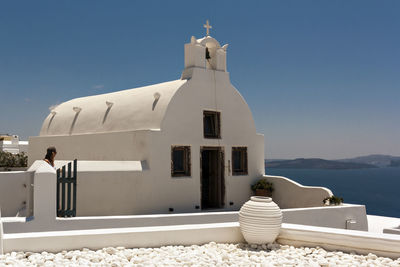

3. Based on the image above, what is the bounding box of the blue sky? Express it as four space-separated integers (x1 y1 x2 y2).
0 1 399 159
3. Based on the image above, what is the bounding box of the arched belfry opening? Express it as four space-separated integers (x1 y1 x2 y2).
205 43 218 70
182 21 229 79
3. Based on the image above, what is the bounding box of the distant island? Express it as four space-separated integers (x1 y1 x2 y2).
265 158 376 170
337 154 400 168
265 154 400 169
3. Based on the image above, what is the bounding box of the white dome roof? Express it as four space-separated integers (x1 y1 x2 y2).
40 79 187 136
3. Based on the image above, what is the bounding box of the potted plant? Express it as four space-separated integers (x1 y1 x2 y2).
323 195 343 206
251 178 274 197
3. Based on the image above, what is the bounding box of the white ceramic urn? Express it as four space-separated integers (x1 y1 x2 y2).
239 196 282 244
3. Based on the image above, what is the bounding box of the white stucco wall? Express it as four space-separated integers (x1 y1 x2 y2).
264 175 332 209
1 163 368 235
368 215 400 234
18 141 28 154
283 204 368 231
28 130 151 166
152 68 264 212
0 171 33 217
32 163 57 221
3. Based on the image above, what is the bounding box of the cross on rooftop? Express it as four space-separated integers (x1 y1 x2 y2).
203 20 212 36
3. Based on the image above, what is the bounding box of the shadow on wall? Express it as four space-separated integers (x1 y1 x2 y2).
69 107 82 135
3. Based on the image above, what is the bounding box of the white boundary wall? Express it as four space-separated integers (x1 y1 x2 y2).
265 175 332 209
368 215 400 235
2 223 242 254
283 204 368 230
2 222 400 259
3 204 368 234
0 171 33 217
1 161 367 233
278 223 400 259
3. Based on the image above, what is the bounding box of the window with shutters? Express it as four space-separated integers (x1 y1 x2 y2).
203 111 221 139
232 147 248 175
171 146 191 177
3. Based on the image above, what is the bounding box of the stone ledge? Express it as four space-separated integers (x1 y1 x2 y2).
278 223 400 259
2 222 400 258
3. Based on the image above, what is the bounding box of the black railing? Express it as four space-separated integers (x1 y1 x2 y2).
56 159 77 217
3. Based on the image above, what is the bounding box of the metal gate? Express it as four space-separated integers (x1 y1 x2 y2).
56 159 77 217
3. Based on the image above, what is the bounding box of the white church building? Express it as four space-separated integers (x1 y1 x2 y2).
5 24 393 256
28 28 265 215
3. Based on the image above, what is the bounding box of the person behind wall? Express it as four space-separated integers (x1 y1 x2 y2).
44 146 57 168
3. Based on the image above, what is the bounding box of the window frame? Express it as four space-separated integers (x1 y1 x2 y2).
171 146 191 177
203 110 221 139
232 147 248 176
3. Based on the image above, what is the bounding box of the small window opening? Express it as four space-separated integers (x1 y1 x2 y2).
232 147 248 175
171 146 191 177
203 111 221 139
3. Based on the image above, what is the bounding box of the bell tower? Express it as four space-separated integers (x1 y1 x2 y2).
182 21 228 79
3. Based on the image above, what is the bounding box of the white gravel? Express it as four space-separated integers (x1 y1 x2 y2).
1 242 399 266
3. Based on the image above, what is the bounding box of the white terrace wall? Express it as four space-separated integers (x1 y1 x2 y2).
73 167 148 216
1 161 367 234
2 222 399 258
265 175 332 209
24 163 328 217
283 205 368 231
1 164 331 220
1 161 367 235
0 171 33 217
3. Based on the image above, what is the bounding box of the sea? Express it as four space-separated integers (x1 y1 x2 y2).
265 167 400 218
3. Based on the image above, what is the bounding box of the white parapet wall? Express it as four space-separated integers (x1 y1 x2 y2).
2 161 334 218
368 215 400 235
278 223 400 259
264 175 333 209
1 160 368 235
1 161 367 234
2 204 368 234
0 171 33 217
283 204 368 231
2 222 400 259
2 223 243 254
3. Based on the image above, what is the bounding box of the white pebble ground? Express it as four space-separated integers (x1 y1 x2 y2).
1 242 399 266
